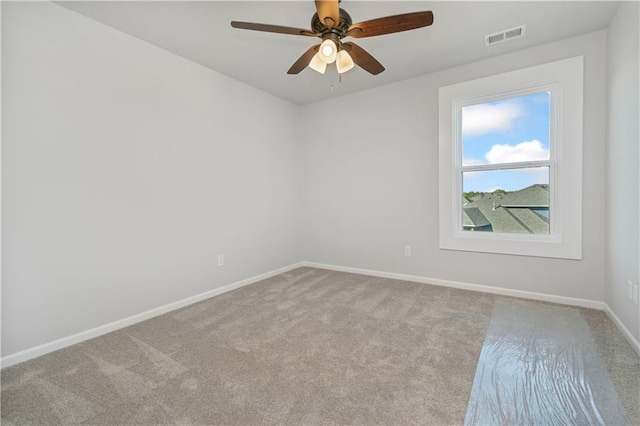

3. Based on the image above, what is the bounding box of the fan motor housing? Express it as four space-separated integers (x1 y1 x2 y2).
311 8 352 35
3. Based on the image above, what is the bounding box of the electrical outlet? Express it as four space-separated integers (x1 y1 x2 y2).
217 254 224 267
628 281 634 301
404 246 412 257
633 283 639 306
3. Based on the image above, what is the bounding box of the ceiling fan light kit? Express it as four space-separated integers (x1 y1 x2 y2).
309 53 328 74
336 50 355 74
230 0 433 76
318 39 338 63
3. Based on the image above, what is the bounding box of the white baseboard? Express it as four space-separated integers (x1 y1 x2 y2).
603 304 640 357
304 262 640 354
0 262 306 369
4 260 638 368
302 261 605 310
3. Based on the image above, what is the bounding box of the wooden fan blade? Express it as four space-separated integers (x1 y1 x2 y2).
343 42 385 75
315 0 339 29
231 21 317 37
288 45 320 74
347 11 433 38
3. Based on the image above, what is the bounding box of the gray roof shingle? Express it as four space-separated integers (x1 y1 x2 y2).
463 184 549 234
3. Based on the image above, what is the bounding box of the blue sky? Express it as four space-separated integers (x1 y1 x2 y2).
462 92 551 192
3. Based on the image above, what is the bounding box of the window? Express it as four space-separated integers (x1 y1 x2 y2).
461 91 551 235
438 57 583 259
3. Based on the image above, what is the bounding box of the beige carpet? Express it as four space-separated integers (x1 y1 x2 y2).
2 267 639 425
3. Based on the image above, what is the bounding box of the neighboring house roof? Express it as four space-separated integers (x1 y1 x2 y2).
499 184 549 207
506 207 549 234
463 184 549 234
463 207 491 228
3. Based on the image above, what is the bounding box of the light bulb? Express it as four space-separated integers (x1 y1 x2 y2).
318 39 337 64
308 53 327 74
336 50 355 74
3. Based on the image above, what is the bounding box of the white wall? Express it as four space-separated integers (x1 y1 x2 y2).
606 1 640 341
301 31 608 303
1 2 301 357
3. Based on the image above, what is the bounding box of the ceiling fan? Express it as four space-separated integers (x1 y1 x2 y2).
230 0 434 75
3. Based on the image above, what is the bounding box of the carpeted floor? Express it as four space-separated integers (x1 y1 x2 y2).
2 267 639 425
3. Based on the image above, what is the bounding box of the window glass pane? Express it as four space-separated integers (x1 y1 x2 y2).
462 167 549 234
462 92 550 166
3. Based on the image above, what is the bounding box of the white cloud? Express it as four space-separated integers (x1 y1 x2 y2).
462 157 485 166
485 140 549 164
462 102 523 136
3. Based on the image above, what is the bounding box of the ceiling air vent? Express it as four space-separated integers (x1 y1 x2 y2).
485 25 526 46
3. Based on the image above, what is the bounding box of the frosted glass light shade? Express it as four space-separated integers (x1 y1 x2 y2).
318 39 337 64
336 50 355 74
308 53 327 74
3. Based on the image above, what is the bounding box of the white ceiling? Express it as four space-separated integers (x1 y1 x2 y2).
57 1 620 105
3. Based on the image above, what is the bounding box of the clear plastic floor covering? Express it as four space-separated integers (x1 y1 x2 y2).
465 299 628 425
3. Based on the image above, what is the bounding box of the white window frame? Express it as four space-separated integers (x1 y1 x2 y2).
438 56 583 259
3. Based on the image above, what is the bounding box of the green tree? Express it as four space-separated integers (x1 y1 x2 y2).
463 191 481 199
